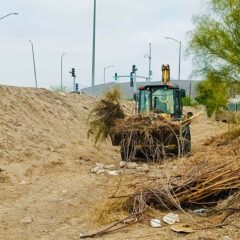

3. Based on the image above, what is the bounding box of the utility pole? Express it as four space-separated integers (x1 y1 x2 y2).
29 40 38 88
132 65 138 113
144 43 152 82
131 65 138 99
189 81 192 104
178 41 182 81
91 0 97 88
61 52 65 91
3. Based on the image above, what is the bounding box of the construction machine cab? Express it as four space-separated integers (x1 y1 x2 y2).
138 65 186 120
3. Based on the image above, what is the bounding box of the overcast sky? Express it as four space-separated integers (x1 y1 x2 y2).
1 0 206 90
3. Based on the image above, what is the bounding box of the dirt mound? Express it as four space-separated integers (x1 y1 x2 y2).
0 85 96 168
0 85 129 239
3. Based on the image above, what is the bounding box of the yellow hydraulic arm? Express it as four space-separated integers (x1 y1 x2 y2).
162 64 170 84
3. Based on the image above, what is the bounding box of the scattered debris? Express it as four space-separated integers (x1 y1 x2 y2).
104 164 115 170
107 170 119 176
119 161 126 168
163 213 180 225
150 219 161 228
91 162 150 175
125 162 138 169
20 216 33 224
170 223 195 233
19 180 26 185
136 164 149 172
90 163 104 174
123 217 137 224
193 208 208 216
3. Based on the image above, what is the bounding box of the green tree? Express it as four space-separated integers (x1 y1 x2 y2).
188 0 240 115
195 74 228 117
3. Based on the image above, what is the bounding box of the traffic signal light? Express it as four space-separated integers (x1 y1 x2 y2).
76 83 79 92
72 68 76 77
132 65 136 73
130 72 133 87
114 73 118 81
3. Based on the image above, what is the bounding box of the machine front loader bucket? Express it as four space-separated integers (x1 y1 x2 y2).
110 123 191 161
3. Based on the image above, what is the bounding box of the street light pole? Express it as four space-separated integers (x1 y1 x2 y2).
148 43 152 82
178 41 181 82
0 13 18 21
104 65 114 84
144 43 152 82
91 0 96 88
61 52 66 91
29 40 38 88
165 37 181 81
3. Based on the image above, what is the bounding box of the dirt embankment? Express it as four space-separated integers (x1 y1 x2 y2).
0 85 129 240
0 85 234 240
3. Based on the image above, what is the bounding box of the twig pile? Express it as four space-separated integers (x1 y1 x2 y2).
111 114 181 134
126 161 240 212
110 113 192 160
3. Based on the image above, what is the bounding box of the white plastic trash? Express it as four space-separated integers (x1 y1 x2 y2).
107 170 119 176
150 219 161 228
163 213 180 225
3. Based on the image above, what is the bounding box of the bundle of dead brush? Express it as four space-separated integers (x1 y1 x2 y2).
124 161 240 213
87 86 124 144
111 113 181 134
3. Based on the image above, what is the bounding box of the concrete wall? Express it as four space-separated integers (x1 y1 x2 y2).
81 80 201 99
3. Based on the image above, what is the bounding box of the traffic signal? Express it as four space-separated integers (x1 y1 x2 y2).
132 65 136 73
130 72 133 87
72 68 76 77
114 73 118 81
76 83 79 92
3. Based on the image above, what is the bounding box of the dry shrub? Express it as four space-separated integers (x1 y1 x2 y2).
92 198 129 225
205 124 240 146
87 86 124 144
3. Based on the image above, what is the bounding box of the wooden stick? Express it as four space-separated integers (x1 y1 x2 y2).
79 211 144 239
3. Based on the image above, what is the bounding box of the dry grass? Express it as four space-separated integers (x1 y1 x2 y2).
205 124 240 146
87 86 124 144
92 198 129 225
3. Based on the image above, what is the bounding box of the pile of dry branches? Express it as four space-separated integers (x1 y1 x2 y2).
125 161 240 213
110 114 192 160
87 86 124 144
111 114 181 134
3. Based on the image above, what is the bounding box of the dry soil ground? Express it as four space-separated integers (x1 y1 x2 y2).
0 85 237 240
